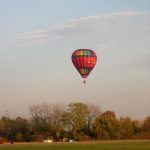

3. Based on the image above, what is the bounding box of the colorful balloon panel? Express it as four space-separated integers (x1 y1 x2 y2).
72 49 97 78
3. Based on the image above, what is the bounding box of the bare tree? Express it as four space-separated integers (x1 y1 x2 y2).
51 103 65 129
29 103 52 127
87 103 102 127
50 103 65 139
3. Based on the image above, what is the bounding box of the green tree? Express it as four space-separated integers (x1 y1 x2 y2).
61 102 89 140
143 116 150 132
15 133 23 142
1 117 17 142
132 119 142 134
119 117 134 139
92 111 120 140
92 115 110 139
1 116 30 142
0 119 5 133
15 117 30 141
0 119 6 143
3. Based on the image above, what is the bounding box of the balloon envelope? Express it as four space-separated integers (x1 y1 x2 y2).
72 49 97 79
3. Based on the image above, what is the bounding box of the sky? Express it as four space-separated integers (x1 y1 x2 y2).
0 0 150 119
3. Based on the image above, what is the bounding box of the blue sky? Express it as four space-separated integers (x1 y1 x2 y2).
0 0 150 119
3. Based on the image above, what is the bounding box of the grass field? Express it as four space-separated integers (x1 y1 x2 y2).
0 140 150 150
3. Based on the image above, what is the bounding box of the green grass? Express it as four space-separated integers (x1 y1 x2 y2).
0 140 150 150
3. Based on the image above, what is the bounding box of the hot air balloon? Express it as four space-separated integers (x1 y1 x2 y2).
72 49 97 84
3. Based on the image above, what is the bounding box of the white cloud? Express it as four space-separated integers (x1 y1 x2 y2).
18 11 150 47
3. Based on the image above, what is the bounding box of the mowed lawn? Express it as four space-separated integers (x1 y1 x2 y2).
0 140 150 150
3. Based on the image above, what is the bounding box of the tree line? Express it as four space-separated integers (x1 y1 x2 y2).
0 102 150 143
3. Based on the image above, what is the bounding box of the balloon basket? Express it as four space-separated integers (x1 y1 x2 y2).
83 80 86 84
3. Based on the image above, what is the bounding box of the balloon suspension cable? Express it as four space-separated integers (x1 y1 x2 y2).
83 79 86 84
